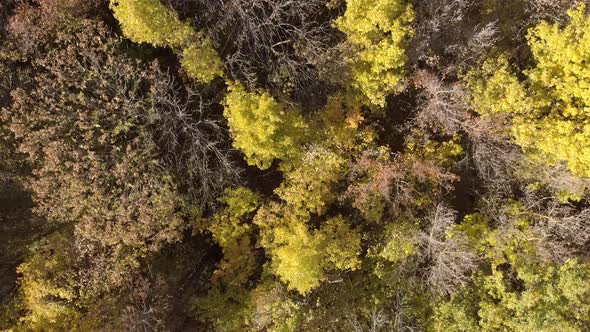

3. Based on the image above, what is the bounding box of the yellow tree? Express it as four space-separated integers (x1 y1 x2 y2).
254 203 361 294
275 147 347 216
223 82 308 170
336 0 414 106
467 5 590 178
110 0 222 83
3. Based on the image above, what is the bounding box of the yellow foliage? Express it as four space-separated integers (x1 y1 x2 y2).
110 0 222 83
314 93 376 154
467 57 533 118
110 0 195 47
336 0 414 106
209 188 260 286
181 42 224 83
528 4 590 108
272 220 325 294
317 215 362 271
275 147 347 216
405 130 464 168
16 231 81 331
467 5 590 178
223 82 308 170
371 221 419 264
254 204 362 295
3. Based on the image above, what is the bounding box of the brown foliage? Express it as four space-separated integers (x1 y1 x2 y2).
2 21 188 295
5 0 101 58
345 150 458 221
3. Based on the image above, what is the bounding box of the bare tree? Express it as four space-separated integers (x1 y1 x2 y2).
519 189 590 262
528 0 589 23
416 205 479 295
346 294 417 332
169 0 344 103
518 161 590 202
151 73 241 210
413 70 469 135
119 274 172 332
535 208 590 262
410 0 498 75
463 115 523 192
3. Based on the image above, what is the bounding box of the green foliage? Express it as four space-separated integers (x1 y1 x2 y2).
436 207 590 331
528 5 590 110
255 205 324 294
370 221 419 265
467 57 532 118
336 0 414 106
197 284 253 332
247 279 300 332
434 260 590 332
223 82 308 170
317 215 362 271
198 274 301 332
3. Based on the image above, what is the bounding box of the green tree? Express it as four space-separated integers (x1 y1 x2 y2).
434 260 590 332
435 208 590 331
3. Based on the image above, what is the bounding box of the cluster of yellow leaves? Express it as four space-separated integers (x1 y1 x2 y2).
254 204 361 294
370 221 419 264
467 5 590 178
275 147 347 216
313 93 376 153
15 231 83 331
209 188 261 286
405 130 464 168
181 42 224 83
223 82 308 170
336 0 414 106
110 0 222 83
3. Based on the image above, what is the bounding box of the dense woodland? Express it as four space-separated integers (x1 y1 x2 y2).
2 0 590 330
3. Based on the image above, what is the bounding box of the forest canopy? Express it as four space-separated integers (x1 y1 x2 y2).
2 0 590 331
